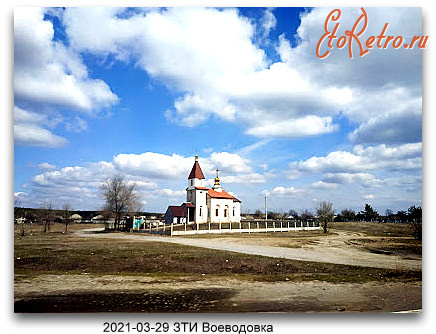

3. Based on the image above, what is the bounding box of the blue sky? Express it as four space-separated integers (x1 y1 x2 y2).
14 7 423 215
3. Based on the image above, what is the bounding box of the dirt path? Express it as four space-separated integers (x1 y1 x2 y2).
76 228 421 271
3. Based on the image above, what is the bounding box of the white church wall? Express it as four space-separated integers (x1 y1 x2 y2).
231 202 241 222
194 189 207 223
209 197 236 223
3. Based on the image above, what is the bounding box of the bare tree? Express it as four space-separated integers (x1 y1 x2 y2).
39 202 54 233
101 175 140 230
316 201 334 234
300 209 313 222
62 203 73 233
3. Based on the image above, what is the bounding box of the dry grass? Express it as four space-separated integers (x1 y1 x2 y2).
329 221 413 237
15 223 421 284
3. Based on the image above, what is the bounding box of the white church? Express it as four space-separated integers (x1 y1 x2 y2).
164 155 241 224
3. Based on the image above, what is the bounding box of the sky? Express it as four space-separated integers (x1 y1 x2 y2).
13 6 423 215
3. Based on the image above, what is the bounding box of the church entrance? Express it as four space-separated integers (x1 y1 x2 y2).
188 207 195 222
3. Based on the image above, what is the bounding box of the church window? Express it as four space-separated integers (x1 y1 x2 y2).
233 207 236 216
199 206 202 217
215 208 219 216
224 209 227 217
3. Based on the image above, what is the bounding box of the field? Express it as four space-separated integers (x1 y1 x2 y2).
14 221 422 313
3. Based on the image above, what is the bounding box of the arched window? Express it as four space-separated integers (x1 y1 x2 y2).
233 206 236 216
224 205 229 218
215 205 220 217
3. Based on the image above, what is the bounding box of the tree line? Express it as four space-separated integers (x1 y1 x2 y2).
15 175 422 240
14 175 143 235
247 202 422 239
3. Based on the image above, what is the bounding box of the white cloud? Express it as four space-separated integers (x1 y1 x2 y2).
278 7 422 145
280 7 422 89
261 190 270 197
112 150 260 182
323 173 384 189
38 163 56 170
209 152 253 174
65 117 88 133
14 123 68 148
19 150 269 210
14 106 68 148
14 7 118 115
130 180 159 191
14 192 27 200
272 186 306 197
113 152 193 179
260 8 277 38
220 173 266 184
245 116 339 138
362 194 375 200
311 181 339 189
158 189 185 198
291 143 422 174
56 7 422 144
14 106 47 124
61 7 354 139
236 139 270 156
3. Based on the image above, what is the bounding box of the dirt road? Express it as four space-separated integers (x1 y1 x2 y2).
76 228 421 271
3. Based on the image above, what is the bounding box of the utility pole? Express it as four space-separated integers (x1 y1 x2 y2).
265 195 268 221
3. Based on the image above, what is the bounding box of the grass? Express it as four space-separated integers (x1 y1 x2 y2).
329 221 414 237
349 238 422 256
179 229 329 248
14 223 421 284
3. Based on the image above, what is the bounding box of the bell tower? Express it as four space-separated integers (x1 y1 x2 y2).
187 154 205 189
186 155 207 223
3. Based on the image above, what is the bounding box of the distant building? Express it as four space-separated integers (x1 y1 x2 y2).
70 213 82 221
164 155 241 224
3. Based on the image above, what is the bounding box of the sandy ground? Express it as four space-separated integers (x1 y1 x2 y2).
76 228 422 271
14 274 421 313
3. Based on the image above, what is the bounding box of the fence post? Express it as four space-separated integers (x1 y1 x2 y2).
184 223 187 235
208 221 211 234
280 221 283 231
171 223 173 236
149 222 151 234
248 221 251 233
230 222 232 232
219 221 222 233
265 221 268 232
257 221 259 231
273 221 276 232
239 221 242 233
